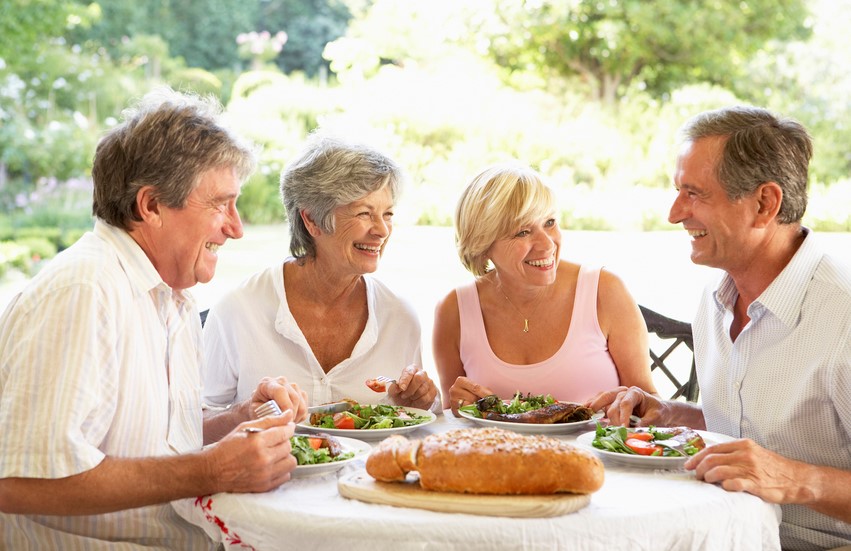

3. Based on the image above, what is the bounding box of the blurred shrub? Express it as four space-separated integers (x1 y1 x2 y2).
14 237 57 262
0 241 32 275
237 173 285 225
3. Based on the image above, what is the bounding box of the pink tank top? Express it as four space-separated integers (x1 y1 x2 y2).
457 265 620 402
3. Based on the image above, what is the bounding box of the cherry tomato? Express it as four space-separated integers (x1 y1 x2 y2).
626 431 654 442
365 379 386 393
308 437 324 450
625 438 664 456
333 412 356 430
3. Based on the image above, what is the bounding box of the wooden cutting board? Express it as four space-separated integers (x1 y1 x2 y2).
337 470 591 518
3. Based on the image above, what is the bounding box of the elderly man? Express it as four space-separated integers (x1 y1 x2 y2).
590 106 851 550
0 88 308 549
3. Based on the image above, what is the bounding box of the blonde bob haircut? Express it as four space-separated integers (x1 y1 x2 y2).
455 163 555 276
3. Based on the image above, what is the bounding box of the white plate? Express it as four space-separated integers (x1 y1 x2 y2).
575 429 735 469
457 407 601 435
297 406 437 441
292 436 372 478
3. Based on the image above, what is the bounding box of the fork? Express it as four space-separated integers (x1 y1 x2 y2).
655 439 688 457
254 399 283 418
373 375 397 386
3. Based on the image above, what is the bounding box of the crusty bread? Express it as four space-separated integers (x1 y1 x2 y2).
365 435 411 482
365 427 604 495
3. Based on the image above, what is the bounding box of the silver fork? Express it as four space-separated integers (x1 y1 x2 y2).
655 439 688 457
373 375 397 386
254 399 283 418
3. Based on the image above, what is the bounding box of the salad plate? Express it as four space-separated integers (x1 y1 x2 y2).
297 406 436 441
575 429 734 469
292 436 372 478
457 407 601 435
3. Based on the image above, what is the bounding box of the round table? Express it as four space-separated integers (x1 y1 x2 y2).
174 412 781 550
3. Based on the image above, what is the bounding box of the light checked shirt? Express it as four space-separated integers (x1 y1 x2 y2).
695 228 851 551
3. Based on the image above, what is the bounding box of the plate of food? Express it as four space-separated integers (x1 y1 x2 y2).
291 433 372 478
575 425 734 469
297 403 436 441
457 393 600 435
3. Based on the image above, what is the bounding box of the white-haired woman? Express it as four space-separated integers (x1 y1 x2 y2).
434 163 656 415
202 134 439 411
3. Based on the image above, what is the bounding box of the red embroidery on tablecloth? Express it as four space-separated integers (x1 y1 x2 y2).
195 495 256 550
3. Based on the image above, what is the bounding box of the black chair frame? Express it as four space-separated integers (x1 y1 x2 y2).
639 305 699 402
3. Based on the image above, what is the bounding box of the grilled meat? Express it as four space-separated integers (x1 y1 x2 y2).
482 401 594 424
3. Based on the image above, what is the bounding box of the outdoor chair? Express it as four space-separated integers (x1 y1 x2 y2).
639 305 699 402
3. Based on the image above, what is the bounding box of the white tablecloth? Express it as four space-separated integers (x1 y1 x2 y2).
174 413 781 551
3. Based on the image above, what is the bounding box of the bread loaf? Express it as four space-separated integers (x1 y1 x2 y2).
366 427 604 495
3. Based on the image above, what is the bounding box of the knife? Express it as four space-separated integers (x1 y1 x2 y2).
307 401 353 415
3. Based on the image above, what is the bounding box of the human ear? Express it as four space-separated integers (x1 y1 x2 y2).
136 186 163 228
300 209 322 237
754 182 783 228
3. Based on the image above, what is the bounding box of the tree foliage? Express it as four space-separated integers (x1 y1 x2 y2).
260 0 352 77
482 0 811 104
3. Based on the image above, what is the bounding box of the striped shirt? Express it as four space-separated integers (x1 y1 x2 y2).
0 221 213 550
695 228 851 550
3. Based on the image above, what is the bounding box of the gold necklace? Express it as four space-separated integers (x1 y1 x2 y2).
495 280 542 333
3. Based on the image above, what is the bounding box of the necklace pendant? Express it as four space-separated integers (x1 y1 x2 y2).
523 319 529 333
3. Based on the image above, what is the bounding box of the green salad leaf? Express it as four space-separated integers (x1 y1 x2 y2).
312 403 429 430
290 435 354 466
591 423 704 457
459 392 556 418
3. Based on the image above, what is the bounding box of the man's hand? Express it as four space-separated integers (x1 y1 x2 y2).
447 376 494 415
249 376 309 423
204 409 298 494
387 365 439 410
686 439 851 523
585 386 669 426
686 439 807 503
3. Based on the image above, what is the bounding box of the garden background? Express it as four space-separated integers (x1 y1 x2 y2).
2 1 850 383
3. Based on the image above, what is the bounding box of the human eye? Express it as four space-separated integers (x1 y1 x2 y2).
515 229 531 238
383 210 394 220
544 218 557 228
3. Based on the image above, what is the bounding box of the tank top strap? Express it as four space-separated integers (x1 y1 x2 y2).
456 282 488 349
570 265 604 337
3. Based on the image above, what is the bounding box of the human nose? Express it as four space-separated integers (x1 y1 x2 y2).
370 215 390 238
225 203 244 240
668 191 688 225
533 228 556 250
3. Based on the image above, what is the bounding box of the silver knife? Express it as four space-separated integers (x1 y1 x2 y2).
307 401 353 414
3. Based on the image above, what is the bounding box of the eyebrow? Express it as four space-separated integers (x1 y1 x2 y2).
208 191 239 203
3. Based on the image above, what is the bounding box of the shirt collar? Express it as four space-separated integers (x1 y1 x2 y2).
713 227 820 328
93 219 194 312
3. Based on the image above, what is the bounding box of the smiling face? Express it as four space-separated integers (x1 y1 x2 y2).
668 137 761 273
144 165 243 290
487 213 561 287
312 185 394 277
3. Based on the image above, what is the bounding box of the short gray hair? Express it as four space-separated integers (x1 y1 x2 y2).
280 133 403 259
92 87 257 230
679 105 812 224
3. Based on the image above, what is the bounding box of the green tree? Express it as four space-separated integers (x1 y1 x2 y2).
482 0 811 105
66 0 258 71
0 0 71 63
258 0 352 77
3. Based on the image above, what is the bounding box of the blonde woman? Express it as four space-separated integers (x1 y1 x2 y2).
433 163 656 415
